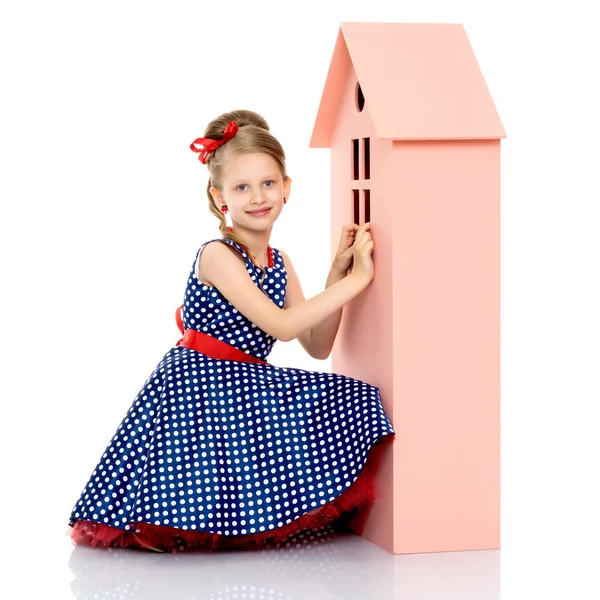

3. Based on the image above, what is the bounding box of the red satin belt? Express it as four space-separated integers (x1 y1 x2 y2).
174 304 268 365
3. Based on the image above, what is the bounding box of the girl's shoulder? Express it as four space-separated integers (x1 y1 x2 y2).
198 237 284 271
194 238 249 287
199 237 251 265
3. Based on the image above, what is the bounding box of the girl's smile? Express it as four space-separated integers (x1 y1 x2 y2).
247 207 272 217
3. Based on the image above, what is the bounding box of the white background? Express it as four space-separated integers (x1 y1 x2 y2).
1 0 599 598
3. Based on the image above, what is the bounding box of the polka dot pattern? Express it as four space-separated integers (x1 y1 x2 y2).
183 238 287 361
68 238 395 538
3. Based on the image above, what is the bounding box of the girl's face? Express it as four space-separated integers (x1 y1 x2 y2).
211 152 290 232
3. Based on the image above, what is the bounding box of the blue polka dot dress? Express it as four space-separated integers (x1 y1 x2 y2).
67 237 396 552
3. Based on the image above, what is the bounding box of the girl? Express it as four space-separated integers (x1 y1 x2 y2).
67 109 395 553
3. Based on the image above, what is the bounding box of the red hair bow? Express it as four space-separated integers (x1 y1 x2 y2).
190 120 239 164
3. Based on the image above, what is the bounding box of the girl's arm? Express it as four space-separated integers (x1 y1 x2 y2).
200 241 367 343
279 248 317 357
280 249 346 360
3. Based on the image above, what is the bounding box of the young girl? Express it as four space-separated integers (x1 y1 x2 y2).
67 109 395 553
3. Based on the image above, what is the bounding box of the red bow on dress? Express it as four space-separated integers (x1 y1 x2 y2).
189 120 239 164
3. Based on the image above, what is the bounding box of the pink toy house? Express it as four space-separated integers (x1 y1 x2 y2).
309 22 506 555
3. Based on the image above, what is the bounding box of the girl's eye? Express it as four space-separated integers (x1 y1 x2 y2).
236 180 274 192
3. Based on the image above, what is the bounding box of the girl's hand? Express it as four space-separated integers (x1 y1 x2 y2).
349 222 375 285
332 223 360 276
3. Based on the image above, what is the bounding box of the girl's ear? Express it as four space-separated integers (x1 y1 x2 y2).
284 176 292 198
209 186 223 203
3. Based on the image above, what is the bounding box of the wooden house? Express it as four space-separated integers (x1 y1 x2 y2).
309 21 506 554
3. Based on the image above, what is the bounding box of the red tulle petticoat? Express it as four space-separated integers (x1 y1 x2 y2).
67 434 393 553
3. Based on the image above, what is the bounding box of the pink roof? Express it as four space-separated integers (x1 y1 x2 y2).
309 22 506 147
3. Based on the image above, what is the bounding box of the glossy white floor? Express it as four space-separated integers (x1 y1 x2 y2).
54 526 499 599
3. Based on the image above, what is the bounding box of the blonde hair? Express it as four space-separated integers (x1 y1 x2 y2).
201 109 289 287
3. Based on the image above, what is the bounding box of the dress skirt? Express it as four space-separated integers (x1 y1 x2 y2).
67 315 395 553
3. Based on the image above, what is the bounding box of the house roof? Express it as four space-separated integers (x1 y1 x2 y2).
309 22 506 147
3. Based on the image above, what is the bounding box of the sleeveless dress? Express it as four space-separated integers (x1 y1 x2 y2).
67 238 396 553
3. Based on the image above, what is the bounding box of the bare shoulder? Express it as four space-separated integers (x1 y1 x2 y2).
204 239 247 265
197 240 246 286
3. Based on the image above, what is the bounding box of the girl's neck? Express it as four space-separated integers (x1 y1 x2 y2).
228 225 272 266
